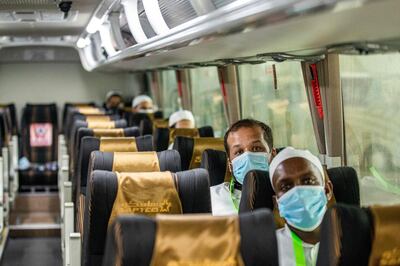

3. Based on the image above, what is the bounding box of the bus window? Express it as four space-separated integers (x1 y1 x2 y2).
238 62 318 154
341 54 400 206
160 70 180 117
190 67 227 137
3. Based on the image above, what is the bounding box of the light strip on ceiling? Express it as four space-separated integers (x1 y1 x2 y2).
142 0 170 35
121 0 147 43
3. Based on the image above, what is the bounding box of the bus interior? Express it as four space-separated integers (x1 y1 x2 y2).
0 0 399 265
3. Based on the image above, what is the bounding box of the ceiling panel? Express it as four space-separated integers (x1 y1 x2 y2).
0 0 100 37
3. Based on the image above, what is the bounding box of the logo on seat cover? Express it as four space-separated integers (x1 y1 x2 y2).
30 123 53 147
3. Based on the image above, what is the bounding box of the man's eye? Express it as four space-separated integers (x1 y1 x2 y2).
280 184 292 192
252 146 265 152
303 177 318 185
234 150 243 156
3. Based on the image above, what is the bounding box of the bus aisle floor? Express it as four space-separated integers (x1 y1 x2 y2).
1 237 62 266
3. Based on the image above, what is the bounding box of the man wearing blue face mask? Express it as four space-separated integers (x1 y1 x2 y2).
269 147 333 266
210 119 276 216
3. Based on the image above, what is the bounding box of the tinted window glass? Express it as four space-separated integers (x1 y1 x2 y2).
238 62 318 154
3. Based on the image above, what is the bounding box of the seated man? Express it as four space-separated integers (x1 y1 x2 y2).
169 110 195 129
269 147 333 266
210 119 276 216
132 95 154 113
104 91 123 115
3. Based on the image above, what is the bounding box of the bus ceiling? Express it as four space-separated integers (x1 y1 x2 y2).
0 0 399 71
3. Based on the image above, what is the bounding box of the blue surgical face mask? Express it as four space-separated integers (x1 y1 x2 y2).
277 185 327 232
231 152 269 184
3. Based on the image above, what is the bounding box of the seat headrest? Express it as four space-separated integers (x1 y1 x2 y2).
198 125 214 137
317 204 373 266
327 167 360 206
92 128 124 137
99 137 138 152
154 126 215 152
169 128 199 144
240 170 274 212
201 149 230 186
368 205 400 266
87 120 117 129
84 168 211 266
89 150 181 175
102 209 277 266
76 106 103 115
78 127 140 139
173 136 225 171
108 171 183 226
240 166 358 211
76 135 154 198
84 115 111 122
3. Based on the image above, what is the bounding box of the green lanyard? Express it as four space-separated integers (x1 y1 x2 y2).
229 178 239 212
290 230 307 266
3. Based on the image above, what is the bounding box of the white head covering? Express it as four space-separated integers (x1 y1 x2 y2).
132 95 153 108
269 147 324 187
168 110 195 127
106 91 122 101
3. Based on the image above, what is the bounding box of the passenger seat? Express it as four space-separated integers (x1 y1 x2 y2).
19 103 58 189
154 126 214 151
173 136 225 171
317 204 400 266
83 168 211 266
239 166 360 212
103 208 278 266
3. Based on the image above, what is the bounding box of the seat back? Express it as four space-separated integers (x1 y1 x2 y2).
240 170 275 212
0 104 18 136
103 209 278 266
19 103 58 187
327 167 360 206
201 148 231 186
62 102 96 133
154 126 214 151
124 110 164 127
83 150 181 196
73 126 140 183
64 106 103 140
367 205 400 266
0 111 10 153
318 204 400 266
317 204 373 266
84 168 211 266
173 136 225 171
20 103 58 164
76 134 153 199
68 119 127 175
240 166 360 213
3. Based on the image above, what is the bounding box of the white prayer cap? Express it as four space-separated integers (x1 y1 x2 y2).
132 95 153 108
169 110 195 127
269 147 324 187
106 91 122 101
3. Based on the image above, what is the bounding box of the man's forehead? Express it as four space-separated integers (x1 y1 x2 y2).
273 157 321 183
228 126 264 143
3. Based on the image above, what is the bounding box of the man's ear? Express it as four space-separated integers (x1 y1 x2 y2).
227 159 233 174
273 195 279 211
325 179 334 201
270 148 277 162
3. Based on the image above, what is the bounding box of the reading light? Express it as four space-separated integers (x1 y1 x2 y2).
86 17 102 34
76 37 91 48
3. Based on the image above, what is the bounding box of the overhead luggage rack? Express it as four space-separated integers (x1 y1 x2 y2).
76 0 400 72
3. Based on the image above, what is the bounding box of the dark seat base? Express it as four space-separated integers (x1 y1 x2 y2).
19 170 58 188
